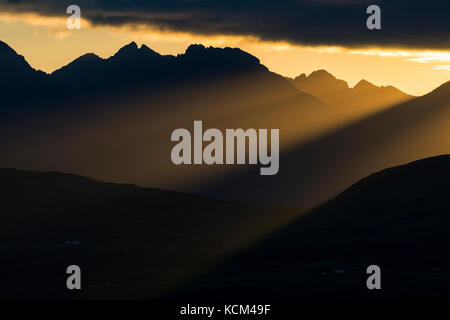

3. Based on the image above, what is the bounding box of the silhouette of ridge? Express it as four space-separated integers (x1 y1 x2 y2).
0 40 299 119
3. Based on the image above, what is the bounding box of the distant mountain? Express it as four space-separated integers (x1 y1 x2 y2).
289 70 350 102
352 78 410 101
288 69 413 113
0 167 297 299
169 155 450 300
195 79 450 207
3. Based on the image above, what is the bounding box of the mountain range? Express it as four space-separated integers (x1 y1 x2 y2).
0 40 449 209
0 41 298 118
0 40 409 119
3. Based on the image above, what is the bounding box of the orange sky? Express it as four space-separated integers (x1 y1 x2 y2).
0 12 449 96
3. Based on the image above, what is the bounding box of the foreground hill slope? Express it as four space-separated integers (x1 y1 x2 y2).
0 168 297 299
2 155 449 299
169 155 450 300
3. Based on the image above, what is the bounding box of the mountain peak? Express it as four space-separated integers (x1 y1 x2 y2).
113 41 140 57
308 69 336 80
305 70 349 89
291 69 349 97
353 79 377 90
74 53 101 62
51 52 104 76
111 42 163 61
123 41 138 50
185 44 207 55
181 44 262 71
294 73 307 81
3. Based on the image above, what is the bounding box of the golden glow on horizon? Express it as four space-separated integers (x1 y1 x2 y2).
0 12 449 95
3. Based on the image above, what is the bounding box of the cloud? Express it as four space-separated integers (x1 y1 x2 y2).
0 0 449 49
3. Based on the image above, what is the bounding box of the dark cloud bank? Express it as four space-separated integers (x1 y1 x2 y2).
1 0 449 49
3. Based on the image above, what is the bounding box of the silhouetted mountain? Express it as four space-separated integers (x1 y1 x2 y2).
49 42 276 93
169 155 450 300
0 167 297 299
0 40 302 120
288 70 412 110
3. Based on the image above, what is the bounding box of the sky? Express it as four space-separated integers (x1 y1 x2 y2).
0 0 449 96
